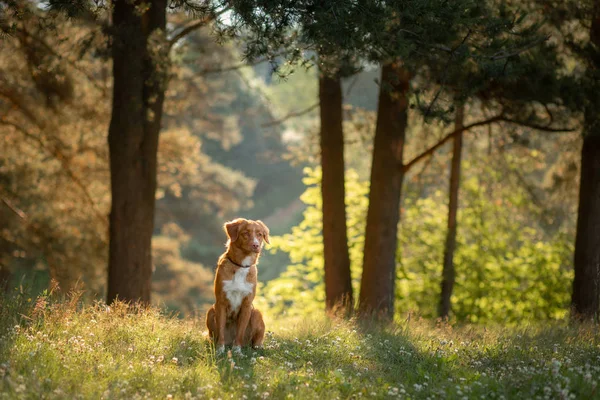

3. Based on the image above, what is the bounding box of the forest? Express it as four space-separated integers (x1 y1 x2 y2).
0 0 599 398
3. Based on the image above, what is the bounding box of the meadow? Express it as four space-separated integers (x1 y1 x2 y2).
1 290 599 400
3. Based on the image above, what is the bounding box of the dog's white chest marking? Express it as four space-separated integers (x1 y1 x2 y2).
241 256 253 267
222 268 254 314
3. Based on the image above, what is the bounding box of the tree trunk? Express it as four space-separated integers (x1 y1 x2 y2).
106 0 168 305
571 133 600 321
319 73 353 313
358 63 410 319
438 104 465 319
571 6 600 322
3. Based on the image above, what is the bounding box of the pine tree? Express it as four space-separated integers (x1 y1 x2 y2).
529 0 600 321
572 3 600 322
230 0 580 321
319 70 354 313
221 0 575 319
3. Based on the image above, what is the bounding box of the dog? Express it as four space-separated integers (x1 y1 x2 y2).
206 218 269 354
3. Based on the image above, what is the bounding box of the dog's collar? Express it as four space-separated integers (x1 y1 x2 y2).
227 257 255 269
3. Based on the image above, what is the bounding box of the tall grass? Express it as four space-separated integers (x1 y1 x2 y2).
1 289 599 399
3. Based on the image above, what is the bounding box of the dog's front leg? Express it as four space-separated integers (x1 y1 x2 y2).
233 299 252 353
215 302 227 354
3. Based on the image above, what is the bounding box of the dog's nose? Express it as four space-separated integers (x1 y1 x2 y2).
252 243 260 251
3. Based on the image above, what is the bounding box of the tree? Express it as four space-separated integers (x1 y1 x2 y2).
532 0 600 321
263 147 575 324
105 0 169 305
0 5 111 294
571 131 600 321
319 71 353 312
571 3 600 322
227 0 571 319
1 0 250 306
438 103 464 319
356 5 554 319
358 63 410 318
106 2 241 305
223 2 360 312
401 0 578 319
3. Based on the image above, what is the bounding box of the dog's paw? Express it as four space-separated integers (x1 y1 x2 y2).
216 345 225 355
232 345 242 355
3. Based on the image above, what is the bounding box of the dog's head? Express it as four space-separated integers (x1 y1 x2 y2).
224 218 270 254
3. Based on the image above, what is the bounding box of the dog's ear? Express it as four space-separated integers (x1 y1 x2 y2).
256 220 270 244
224 219 245 243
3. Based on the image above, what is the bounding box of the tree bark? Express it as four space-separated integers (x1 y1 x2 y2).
319 73 353 313
571 5 600 322
106 0 168 305
571 133 600 321
438 104 465 319
359 63 410 319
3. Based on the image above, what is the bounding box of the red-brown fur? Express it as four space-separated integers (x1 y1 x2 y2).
206 218 269 352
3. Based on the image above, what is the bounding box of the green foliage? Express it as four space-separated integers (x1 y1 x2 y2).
398 169 574 323
229 0 555 105
265 157 574 323
1 296 600 399
229 0 578 136
259 167 367 317
531 0 599 135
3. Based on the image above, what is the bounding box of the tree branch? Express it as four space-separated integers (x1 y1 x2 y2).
1 197 27 220
168 6 231 49
403 113 576 173
424 29 472 118
197 56 273 75
403 114 504 172
261 102 320 127
497 116 576 132
168 18 211 49
1 194 41 253
489 35 551 61
196 48 292 75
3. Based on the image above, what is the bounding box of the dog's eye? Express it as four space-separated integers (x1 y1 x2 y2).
257 232 263 237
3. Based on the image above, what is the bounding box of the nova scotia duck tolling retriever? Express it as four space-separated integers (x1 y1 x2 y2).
206 218 269 354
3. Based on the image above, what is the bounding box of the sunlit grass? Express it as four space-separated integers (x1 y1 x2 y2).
1 291 599 399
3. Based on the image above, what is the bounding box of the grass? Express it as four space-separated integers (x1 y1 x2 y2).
1 290 599 399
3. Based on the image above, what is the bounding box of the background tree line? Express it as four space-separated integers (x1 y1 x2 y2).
234 0 597 322
0 0 303 313
0 0 598 323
